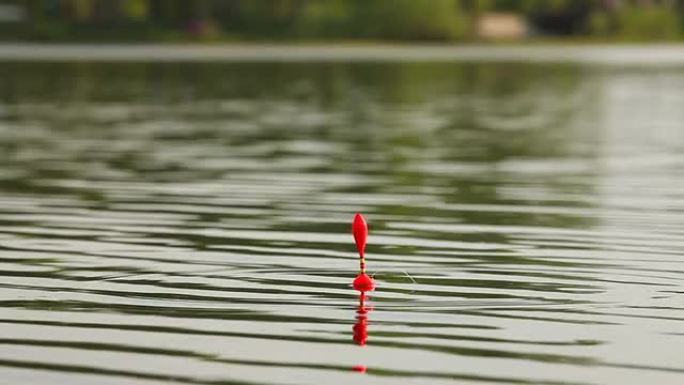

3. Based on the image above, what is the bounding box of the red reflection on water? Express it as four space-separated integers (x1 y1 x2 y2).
352 291 373 374
353 292 371 346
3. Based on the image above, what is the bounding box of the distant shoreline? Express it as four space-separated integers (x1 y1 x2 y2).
1 43 684 65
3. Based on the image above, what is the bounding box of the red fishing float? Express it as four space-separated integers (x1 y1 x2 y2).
352 215 373 373
352 213 375 292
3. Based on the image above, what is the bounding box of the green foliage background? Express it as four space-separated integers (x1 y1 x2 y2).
6 0 684 42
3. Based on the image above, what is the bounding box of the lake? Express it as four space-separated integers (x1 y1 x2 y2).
1 46 683 385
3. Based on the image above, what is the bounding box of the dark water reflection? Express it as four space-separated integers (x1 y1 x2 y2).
1 58 684 385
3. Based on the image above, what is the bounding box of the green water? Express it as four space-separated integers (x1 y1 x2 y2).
1 54 683 385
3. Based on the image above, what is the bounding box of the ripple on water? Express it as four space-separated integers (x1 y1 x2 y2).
1 59 684 385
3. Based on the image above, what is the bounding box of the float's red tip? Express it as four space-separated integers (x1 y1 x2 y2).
353 273 375 292
352 365 367 373
352 213 368 257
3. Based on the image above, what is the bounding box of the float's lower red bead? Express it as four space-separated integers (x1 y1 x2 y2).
353 273 375 292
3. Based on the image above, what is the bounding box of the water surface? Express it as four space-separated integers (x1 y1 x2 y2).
1 52 684 385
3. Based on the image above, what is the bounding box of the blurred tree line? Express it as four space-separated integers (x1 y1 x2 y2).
1 0 683 41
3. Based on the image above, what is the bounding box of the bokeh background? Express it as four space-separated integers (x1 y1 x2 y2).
0 0 683 42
